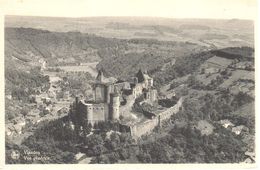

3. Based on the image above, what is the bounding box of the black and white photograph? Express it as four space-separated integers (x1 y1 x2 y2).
2 0 257 166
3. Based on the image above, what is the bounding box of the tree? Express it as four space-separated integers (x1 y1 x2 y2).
137 152 152 163
187 75 196 87
86 134 103 148
20 107 30 117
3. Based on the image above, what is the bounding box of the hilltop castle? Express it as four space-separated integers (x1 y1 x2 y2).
70 69 158 126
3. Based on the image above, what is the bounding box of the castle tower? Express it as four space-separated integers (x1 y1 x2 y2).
94 84 106 102
86 104 93 125
136 69 145 83
133 77 138 84
106 84 114 103
96 70 104 83
94 70 107 102
149 89 157 102
110 87 120 120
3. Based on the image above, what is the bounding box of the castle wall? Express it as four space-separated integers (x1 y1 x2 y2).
148 78 153 87
77 101 93 125
133 83 144 98
128 97 183 138
119 95 135 117
146 89 157 103
130 118 158 139
76 101 110 125
115 82 131 91
91 103 109 123
73 69 172 137
158 97 183 122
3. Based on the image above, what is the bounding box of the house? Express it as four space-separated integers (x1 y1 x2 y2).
219 119 235 128
232 125 249 135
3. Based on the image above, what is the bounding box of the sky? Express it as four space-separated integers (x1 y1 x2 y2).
0 0 257 19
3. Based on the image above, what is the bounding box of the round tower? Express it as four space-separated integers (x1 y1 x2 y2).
86 104 93 125
110 88 120 120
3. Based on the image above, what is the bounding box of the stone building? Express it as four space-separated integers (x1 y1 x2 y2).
70 69 157 127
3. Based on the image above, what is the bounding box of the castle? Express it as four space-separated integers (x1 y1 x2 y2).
70 69 158 126
69 69 184 138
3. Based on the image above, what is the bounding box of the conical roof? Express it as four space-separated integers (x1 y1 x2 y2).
135 69 145 83
96 69 104 83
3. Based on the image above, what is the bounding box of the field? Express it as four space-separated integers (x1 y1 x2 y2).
5 16 254 49
57 62 99 77
220 70 254 88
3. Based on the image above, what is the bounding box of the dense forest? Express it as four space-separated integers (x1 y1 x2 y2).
6 86 254 164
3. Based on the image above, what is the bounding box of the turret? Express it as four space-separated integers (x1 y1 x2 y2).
106 84 114 103
110 87 120 120
135 69 145 83
86 104 93 125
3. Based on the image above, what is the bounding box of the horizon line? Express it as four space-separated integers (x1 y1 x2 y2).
4 15 255 21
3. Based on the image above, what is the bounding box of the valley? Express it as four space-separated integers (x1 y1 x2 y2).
4 17 255 164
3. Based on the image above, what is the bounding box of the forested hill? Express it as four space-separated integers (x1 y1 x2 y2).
4 27 204 99
5 27 254 91
5 27 206 77
5 27 126 66
5 27 124 96
98 46 254 87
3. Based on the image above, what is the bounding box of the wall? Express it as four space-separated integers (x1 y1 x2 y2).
130 117 158 138
115 82 131 91
128 97 183 138
119 95 135 117
91 103 109 123
149 89 157 102
77 101 91 125
158 97 183 122
134 83 144 97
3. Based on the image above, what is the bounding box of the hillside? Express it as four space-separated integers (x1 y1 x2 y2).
5 16 254 48
5 27 254 100
4 27 205 124
5 27 125 66
5 24 255 164
5 27 206 90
